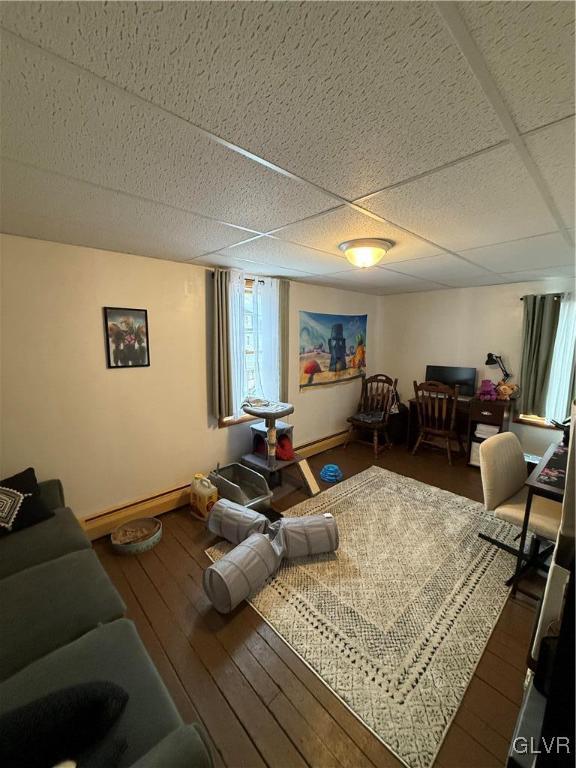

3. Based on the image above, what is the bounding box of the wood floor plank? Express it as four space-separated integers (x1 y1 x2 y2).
436 722 503 768
97 543 204 727
475 649 526 706
117 553 265 768
460 677 519 741
136 546 308 768
168 512 391 768
454 703 510 763
163 518 372 768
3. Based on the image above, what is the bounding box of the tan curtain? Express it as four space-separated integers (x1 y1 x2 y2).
212 268 233 420
279 279 290 401
519 294 561 415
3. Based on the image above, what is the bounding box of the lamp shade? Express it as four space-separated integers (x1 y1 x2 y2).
485 353 498 365
338 238 393 268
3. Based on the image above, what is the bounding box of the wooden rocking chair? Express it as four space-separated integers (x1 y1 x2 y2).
345 374 398 458
412 380 464 465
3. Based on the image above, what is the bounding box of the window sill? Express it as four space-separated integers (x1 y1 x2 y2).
218 413 258 429
513 414 562 430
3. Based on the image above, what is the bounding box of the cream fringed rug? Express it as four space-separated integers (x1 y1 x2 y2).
206 467 517 768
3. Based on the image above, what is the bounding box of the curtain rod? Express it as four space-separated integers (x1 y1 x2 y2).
520 293 564 301
210 271 265 284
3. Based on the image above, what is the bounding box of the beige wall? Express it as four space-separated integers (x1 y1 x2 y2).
379 279 572 453
0 235 381 516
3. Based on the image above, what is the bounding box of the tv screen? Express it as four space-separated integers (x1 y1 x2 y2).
425 365 477 396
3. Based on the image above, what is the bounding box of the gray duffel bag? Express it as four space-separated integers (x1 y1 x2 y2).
270 513 339 559
207 498 269 544
203 533 280 614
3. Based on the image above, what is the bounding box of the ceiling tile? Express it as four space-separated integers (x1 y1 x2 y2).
459 1 575 132
384 254 505 287
190 252 311 278
500 264 576 283
358 145 557 251
524 118 575 228
0 159 247 261
0 2 506 199
0 34 337 232
274 206 440 263
204 237 349 275
307 267 445 295
460 231 574 273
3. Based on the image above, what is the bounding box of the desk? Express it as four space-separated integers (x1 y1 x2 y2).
510 442 567 595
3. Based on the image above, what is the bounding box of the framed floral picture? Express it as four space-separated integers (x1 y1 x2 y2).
104 307 150 368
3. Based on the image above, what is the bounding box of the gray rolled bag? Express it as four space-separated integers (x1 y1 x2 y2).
270 513 339 559
207 498 269 544
203 533 280 614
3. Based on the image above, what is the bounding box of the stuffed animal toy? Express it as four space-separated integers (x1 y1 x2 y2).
496 380 520 401
477 379 498 401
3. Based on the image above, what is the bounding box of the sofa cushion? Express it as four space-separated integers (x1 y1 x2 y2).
0 467 54 535
0 507 90 580
0 549 126 680
0 681 128 768
0 619 182 767
131 724 213 768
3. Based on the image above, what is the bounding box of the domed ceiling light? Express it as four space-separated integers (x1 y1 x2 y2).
338 238 394 268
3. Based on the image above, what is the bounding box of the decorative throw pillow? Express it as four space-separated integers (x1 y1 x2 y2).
0 467 54 536
0 681 129 768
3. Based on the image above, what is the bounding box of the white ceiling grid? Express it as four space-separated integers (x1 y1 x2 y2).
0 1 574 295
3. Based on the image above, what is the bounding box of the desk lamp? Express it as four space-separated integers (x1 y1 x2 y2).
485 353 511 382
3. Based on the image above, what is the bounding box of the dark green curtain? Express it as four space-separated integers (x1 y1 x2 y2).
519 294 561 415
212 268 233 420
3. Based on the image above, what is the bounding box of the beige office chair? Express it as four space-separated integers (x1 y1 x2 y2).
479 432 562 589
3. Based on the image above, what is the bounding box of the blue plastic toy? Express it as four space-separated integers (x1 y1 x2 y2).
320 464 343 483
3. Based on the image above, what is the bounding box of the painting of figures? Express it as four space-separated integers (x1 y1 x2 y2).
104 307 150 368
299 311 367 388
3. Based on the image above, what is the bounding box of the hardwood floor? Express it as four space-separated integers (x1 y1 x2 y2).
95 443 541 768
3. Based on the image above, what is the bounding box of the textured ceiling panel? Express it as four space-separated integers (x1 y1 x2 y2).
500 264 576 283
524 118 575 228
274 206 440 262
459 1 575 132
205 237 349 275
0 34 336 232
386 254 495 286
307 266 445 295
0 160 247 261
460 232 574 273
0 1 506 199
190 251 313 278
358 145 557 251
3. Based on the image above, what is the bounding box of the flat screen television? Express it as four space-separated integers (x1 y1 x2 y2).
425 365 477 397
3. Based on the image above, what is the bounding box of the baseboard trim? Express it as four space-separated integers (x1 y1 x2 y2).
82 485 190 541
83 430 348 540
296 430 348 458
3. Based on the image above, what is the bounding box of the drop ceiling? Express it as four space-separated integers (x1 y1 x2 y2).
0 1 574 295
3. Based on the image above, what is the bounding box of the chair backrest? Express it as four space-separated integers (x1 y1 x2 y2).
359 374 398 417
479 432 527 510
413 380 459 433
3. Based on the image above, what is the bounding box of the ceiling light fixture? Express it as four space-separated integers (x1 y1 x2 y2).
338 238 394 268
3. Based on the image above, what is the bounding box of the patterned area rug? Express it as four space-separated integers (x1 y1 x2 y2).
206 467 517 768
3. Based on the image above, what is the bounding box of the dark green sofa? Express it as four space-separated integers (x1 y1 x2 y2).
0 479 213 767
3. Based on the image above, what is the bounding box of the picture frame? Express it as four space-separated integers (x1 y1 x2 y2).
103 307 150 368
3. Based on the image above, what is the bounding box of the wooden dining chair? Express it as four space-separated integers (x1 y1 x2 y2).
412 380 464 465
345 374 398 457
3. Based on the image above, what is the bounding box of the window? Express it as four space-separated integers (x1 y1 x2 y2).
229 272 280 417
545 292 576 422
